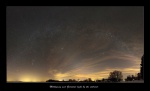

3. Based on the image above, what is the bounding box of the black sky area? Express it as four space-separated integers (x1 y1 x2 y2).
7 6 144 82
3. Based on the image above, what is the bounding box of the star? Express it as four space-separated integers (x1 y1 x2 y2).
6 6 144 82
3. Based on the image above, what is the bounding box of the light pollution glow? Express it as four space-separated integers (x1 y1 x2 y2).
7 53 141 82
7 6 144 82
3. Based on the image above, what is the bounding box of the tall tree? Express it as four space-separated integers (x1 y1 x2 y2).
108 70 123 82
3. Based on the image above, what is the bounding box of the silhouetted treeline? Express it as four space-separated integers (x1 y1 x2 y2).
125 73 141 81
46 55 144 82
46 79 59 82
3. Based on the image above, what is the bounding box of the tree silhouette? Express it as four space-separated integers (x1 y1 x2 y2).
125 75 132 81
141 54 144 80
108 70 123 82
125 73 141 81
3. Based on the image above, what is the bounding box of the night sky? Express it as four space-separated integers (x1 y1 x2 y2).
7 6 144 82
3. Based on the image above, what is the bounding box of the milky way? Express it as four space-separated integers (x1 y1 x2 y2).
7 6 144 82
